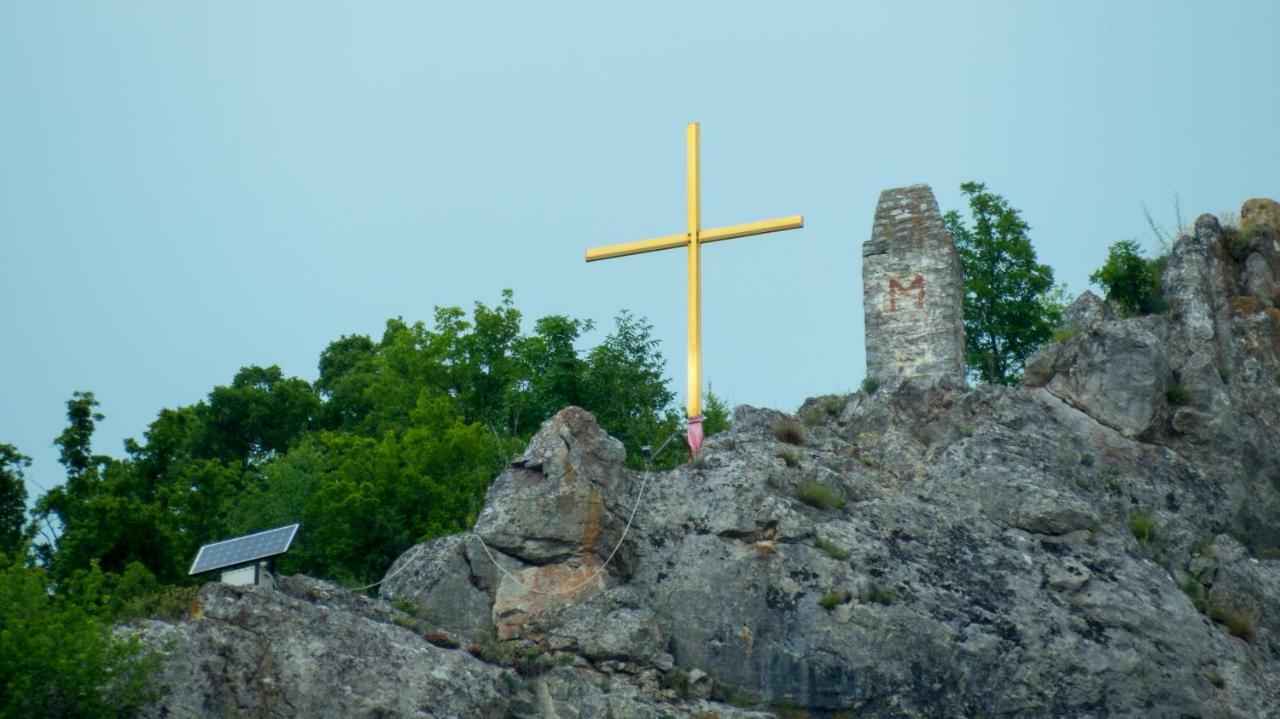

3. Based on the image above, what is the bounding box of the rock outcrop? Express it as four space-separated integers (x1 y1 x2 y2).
140 204 1280 718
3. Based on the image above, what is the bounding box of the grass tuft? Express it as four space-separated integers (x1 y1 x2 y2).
867 582 896 605
1208 604 1255 642
1184 575 1256 643
423 630 460 649
796 482 845 510
778 448 801 467
1129 511 1157 547
821 395 845 415
819 591 850 611
813 537 850 561
1181 576 1209 613
1205 670 1225 689
861 376 880 395
1166 384 1192 406
775 418 806 445
1051 323 1082 344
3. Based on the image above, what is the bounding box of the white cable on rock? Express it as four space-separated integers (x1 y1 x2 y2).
349 542 429 592
349 431 679 598
467 430 680 598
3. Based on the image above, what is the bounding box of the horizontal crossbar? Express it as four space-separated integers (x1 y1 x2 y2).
585 214 803 262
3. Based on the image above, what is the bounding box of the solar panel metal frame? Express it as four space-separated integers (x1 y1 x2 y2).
188 523 299 576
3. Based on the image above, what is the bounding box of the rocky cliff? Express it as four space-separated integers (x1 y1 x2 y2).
140 206 1280 718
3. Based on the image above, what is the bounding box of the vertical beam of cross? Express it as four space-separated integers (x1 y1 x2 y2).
585 123 803 453
685 123 702 422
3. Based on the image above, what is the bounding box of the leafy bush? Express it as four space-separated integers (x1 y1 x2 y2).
1129 511 1157 547
860 376 880 395
1080 452 1095 467
1221 224 1251 263
1090 240 1167 315
0 557 162 719
796 483 844 510
701 384 733 440
0 447 31 556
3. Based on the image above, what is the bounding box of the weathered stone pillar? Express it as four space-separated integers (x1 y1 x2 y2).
862 184 966 385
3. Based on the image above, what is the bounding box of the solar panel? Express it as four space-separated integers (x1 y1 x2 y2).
188 523 299 576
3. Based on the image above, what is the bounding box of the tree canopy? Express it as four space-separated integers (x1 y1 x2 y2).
1 290 731 716
1090 239 1168 315
0 445 31 556
944 182 1062 385
23 291 708 591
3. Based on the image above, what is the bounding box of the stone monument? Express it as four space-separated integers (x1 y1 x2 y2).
862 184 966 385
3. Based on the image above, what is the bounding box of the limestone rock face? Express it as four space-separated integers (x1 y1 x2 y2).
137 576 516 719
1059 288 1110 328
380 534 492 639
474 406 629 564
472 406 633 639
1037 317 1169 437
141 210 1280 718
862 184 966 386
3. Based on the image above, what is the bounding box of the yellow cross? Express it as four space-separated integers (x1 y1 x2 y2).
585 123 803 448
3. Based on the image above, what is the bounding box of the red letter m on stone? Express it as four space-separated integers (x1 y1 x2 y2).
887 275 926 311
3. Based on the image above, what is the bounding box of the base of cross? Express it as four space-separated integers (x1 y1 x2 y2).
686 414 704 454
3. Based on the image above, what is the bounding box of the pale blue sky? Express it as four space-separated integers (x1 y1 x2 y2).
3 2 1277 499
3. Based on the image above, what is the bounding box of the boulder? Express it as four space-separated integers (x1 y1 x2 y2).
1241 197 1280 242
1030 318 1168 437
1059 288 1109 329
474 406 631 564
379 534 492 640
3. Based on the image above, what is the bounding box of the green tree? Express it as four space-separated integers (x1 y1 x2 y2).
581 311 681 468
316 334 380 430
284 391 497 584
194 365 320 465
450 291 525 433
1090 239 1166 315
55 391 107 492
701 385 732 440
0 445 31 555
35 394 186 582
32 291 686 592
0 555 160 718
943 182 1060 384
514 315 594 432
